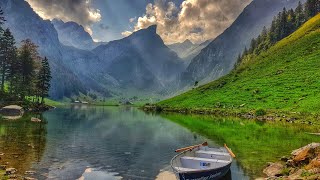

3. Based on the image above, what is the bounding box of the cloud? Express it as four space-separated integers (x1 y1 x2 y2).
123 0 252 44
26 0 101 35
122 31 133 37
129 17 137 23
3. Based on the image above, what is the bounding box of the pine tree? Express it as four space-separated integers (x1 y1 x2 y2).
0 29 16 92
287 9 296 34
280 8 288 39
295 1 305 27
316 0 320 14
235 53 242 68
0 8 4 25
269 17 277 43
18 39 38 98
305 0 318 18
0 8 5 92
37 57 51 104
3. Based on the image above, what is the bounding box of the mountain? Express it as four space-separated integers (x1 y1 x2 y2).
52 19 105 50
181 0 306 86
168 39 195 58
0 0 88 99
93 25 184 90
0 0 185 99
158 13 320 113
168 39 211 65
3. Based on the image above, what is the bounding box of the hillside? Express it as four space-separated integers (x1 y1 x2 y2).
180 0 305 87
158 14 320 114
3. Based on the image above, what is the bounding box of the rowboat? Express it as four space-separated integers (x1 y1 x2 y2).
171 142 235 180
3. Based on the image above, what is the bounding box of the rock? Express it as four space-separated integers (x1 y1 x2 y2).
286 159 295 167
24 177 37 180
307 168 320 174
292 143 320 165
6 168 17 175
306 155 320 170
287 169 303 179
8 174 18 179
291 143 320 156
31 117 41 123
307 174 320 180
0 152 4 156
25 171 36 175
0 105 24 117
263 162 284 177
281 156 288 162
0 165 6 170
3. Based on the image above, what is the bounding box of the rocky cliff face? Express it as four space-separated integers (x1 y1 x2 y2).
52 19 105 50
181 0 305 86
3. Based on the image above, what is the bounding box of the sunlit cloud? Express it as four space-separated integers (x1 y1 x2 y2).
26 0 101 35
123 0 252 44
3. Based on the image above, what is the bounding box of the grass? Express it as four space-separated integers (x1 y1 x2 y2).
163 113 320 178
158 14 320 115
43 98 65 107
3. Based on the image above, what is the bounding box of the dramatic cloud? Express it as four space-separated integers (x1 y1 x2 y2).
123 0 252 44
26 0 101 35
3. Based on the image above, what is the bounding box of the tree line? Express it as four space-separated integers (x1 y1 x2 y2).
235 0 320 67
0 8 51 104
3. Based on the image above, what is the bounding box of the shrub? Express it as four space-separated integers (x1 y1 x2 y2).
255 108 266 116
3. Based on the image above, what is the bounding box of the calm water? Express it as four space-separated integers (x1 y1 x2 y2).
0 106 250 180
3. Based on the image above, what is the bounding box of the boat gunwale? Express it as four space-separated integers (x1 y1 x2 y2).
170 146 232 174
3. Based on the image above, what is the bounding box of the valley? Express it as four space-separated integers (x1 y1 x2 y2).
0 0 320 179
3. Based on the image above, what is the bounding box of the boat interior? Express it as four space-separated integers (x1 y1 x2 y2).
172 146 232 172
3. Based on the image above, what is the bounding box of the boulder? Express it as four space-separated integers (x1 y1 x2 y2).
263 162 284 177
306 155 320 170
31 117 41 123
291 143 320 156
6 168 17 175
0 105 24 117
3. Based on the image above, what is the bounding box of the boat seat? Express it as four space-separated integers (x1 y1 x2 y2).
174 167 199 172
181 156 230 164
196 150 229 156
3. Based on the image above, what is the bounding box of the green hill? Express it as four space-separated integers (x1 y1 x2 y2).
158 14 320 115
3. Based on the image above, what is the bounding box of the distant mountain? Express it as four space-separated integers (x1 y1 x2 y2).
168 39 211 66
93 25 184 90
168 39 195 57
52 19 106 50
181 0 306 86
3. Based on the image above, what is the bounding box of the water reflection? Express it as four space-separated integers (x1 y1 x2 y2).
1 106 251 180
0 114 47 175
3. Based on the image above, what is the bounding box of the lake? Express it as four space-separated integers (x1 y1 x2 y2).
0 106 319 180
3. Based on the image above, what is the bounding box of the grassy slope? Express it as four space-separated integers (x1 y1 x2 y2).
159 14 320 114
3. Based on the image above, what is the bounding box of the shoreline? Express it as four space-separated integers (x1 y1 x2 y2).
142 105 319 125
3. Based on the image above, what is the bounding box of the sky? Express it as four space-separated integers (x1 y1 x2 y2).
25 0 252 44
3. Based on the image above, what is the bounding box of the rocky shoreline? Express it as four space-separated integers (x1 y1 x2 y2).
143 105 318 125
261 143 320 179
